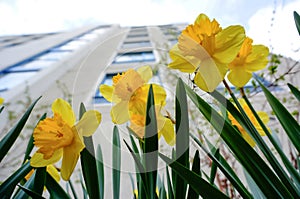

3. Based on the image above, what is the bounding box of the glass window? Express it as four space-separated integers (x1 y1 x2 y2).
36 50 72 61
0 71 37 91
113 51 155 64
122 41 151 49
127 33 148 38
7 60 55 72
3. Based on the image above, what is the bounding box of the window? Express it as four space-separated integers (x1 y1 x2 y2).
0 71 37 92
113 51 155 64
121 41 152 49
126 33 148 38
5 60 54 72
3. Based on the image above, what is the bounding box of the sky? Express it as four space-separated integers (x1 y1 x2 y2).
0 0 299 60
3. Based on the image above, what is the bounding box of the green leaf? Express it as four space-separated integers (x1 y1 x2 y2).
159 153 229 199
0 106 4 114
192 134 253 199
209 149 219 185
113 125 121 199
288 83 300 102
96 144 104 199
166 167 174 199
17 184 45 199
257 78 300 153
124 139 150 198
184 81 293 198
0 96 41 163
294 11 300 35
23 113 47 164
187 150 200 199
143 85 158 199
45 172 71 198
68 180 79 199
0 161 33 198
175 78 189 199
79 102 101 199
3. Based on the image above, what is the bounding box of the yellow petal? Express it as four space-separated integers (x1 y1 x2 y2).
136 65 153 83
227 68 252 88
168 44 199 73
111 101 130 124
52 98 76 126
47 165 60 182
158 117 175 146
61 131 85 181
214 25 245 64
75 110 101 137
194 59 225 92
30 149 63 167
99 84 114 102
245 45 269 72
114 69 145 100
0 97 4 104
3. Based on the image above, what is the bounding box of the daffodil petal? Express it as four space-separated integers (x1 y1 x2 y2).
159 118 175 146
246 45 269 72
111 101 130 124
61 132 84 181
0 97 4 104
136 65 153 83
75 110 101 137
227 68 252 88
99 84 114 102
47 165 60 182
169 44 199 73
214 25 245 64
194 59 225 92
30 149 63 167
52 98 76 126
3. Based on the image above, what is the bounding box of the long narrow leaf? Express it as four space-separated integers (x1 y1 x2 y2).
96 144 104 199
159 153 229 199
166 167 174 199
17 184 45 199
0 161 32 198
288 83 300 102
187 150 200 199
113 125 121 199
45 172 70 198
256 78 300 153
143 85 158 199
0 96 41 162
68 180 79 199
175 78 189 198
184 81 292 198
294 11 300 35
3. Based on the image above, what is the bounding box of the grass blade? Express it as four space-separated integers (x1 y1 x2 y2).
0 161 32 198
113 125 121 199
96 144 104 199
17 184 45 199
187 150 200 199
166 167 174 199
0 96 41 163
288 83 300 102
175 78 189 198
159 153 229 199
256 78 300 153
143 85 158 199
68 180 79 199
294 11 300 35
45 172 71 199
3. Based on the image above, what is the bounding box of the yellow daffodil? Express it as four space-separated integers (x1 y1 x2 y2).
25 164 60 182
169 13 245 92
0 97 4 105
228 37 269 88
99 66 175 145
30 98 101 180
228 99 269 147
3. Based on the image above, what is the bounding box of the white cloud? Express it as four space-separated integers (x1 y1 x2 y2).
248 0 300 60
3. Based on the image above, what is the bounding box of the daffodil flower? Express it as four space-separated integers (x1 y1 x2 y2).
228 37 269 88
228 99 270 147
0 97 4 105
30 98 101 180
99 66 175 145
169 13 245 92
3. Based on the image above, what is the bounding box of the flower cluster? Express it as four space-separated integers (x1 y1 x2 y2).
168 13 269 92
100 66 175 145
